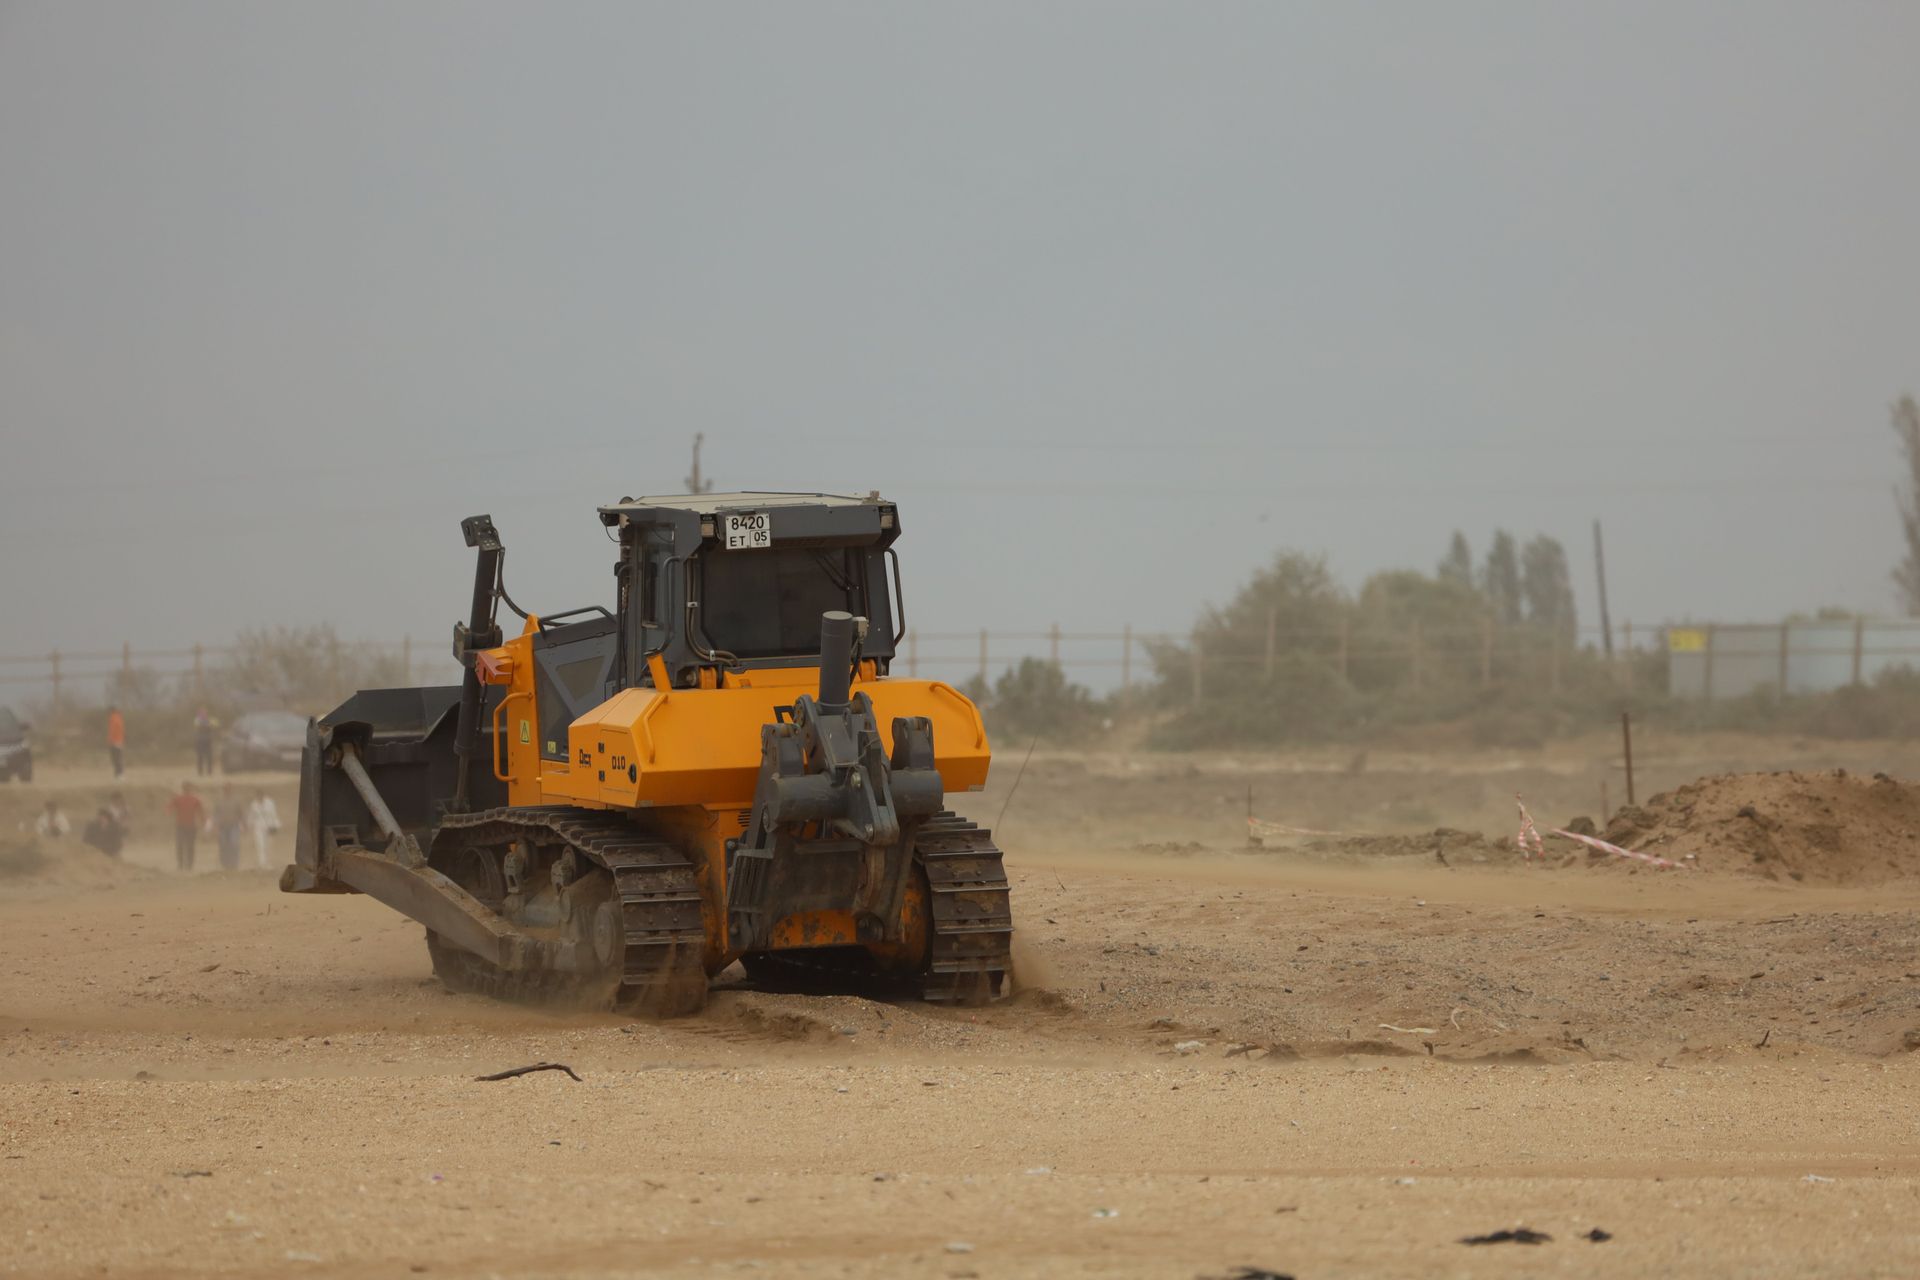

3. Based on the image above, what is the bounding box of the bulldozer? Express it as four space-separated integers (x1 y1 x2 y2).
281 492 1013 1015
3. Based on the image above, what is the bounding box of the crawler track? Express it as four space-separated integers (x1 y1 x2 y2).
430 806 707 1014
914 812 1014 1003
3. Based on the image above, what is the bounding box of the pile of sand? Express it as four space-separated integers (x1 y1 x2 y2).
1594 769 1920 884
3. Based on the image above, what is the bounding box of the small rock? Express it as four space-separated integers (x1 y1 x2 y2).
1092 1208 1119 1220
945 1242 974 1254
1173 1040 1205 1055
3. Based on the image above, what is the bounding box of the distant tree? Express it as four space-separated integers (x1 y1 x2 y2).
1438 531 1473 586
980 658 1101 743
1520 535 1577 640
1351 569 1492 688
219 625 408 709
1481 531 1522 627
1893 396 1920 615
1146 551 1350 704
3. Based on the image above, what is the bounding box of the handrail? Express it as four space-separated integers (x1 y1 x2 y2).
635 693 666 765
928 681 986 749
489 690 531 782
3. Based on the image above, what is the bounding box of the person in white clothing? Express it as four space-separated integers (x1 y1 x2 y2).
246 791 282 869
32 800 71 841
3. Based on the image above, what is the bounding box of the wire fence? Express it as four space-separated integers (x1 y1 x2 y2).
5 618 1912 712
0 638 455 707
893 620 1666 699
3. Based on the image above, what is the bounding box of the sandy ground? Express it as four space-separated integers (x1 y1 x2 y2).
4 741 1920 1278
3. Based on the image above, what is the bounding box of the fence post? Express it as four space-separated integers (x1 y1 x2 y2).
1480 617 1494 689
49 650 61 716
907 629 918 678
1623 620 1635 692
1264 606 1276 681
1121 624 1132 697
1049 622 1060 668
1190 637 1204 707
1777 621 1791 699
1851 616 1865 686
977 629 988 686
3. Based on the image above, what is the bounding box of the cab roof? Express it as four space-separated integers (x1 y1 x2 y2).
598 491 889 524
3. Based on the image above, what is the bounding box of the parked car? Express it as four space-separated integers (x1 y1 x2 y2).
219 710 309 773
0 706 31 782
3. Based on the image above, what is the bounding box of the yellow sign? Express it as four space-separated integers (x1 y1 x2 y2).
519 719 531 744
1667 628 1708 653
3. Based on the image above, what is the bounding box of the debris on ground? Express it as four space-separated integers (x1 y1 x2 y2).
1459 1228 1552 1245
473 1062 581 1083
1583 1228 1613 1242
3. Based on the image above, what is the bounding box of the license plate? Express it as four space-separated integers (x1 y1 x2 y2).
723 512 771 550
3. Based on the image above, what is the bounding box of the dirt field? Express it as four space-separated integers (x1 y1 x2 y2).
5 737 1920 1278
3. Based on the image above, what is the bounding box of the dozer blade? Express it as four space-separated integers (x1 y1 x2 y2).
317 847 549 973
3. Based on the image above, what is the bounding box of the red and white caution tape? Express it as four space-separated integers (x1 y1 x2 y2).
1547 826 1689 870
1248 816 1347 841
1517 794 1689 870
1515 796 1546 863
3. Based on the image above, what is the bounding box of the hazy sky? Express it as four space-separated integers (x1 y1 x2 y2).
3 2 1917 686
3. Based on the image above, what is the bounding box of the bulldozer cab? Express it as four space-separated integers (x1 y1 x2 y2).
600 491 903 691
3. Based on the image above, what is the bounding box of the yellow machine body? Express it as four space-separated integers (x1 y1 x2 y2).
475 618 989 970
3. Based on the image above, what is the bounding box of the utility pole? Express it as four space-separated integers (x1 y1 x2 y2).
1593 518 1615 659
684 433 714 495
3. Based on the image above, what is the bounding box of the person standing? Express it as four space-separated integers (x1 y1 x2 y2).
106 705 126 779
32 800 71 841
245 789 282 870
192 707 217 776
214 784 244 871
166 781 206 871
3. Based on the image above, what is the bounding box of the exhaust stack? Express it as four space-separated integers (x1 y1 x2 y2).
817 610 855 707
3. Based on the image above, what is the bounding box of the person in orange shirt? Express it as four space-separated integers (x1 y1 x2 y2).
106 705 126 779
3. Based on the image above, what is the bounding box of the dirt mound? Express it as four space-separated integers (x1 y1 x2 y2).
0 833 157 888
1594 770 1920 884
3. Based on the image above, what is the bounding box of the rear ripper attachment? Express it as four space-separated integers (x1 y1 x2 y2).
727 612 1012 1002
